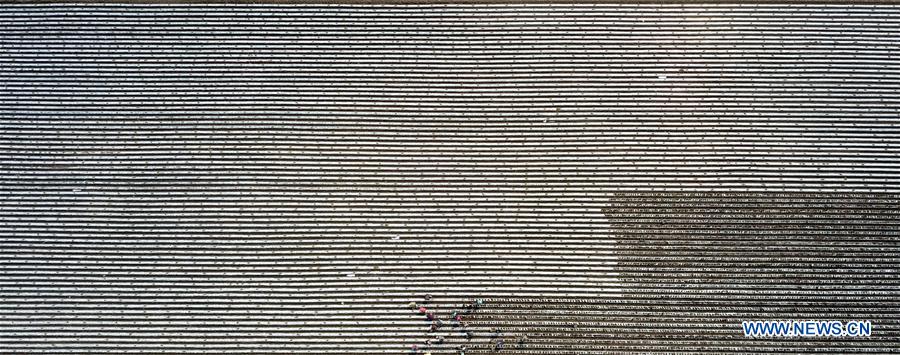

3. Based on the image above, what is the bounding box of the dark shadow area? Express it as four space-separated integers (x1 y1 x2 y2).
467 192 900 353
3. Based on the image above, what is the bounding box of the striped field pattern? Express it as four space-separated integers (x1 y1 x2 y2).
1 4 899 354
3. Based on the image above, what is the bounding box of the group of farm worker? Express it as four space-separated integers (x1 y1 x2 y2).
409 295 528 354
